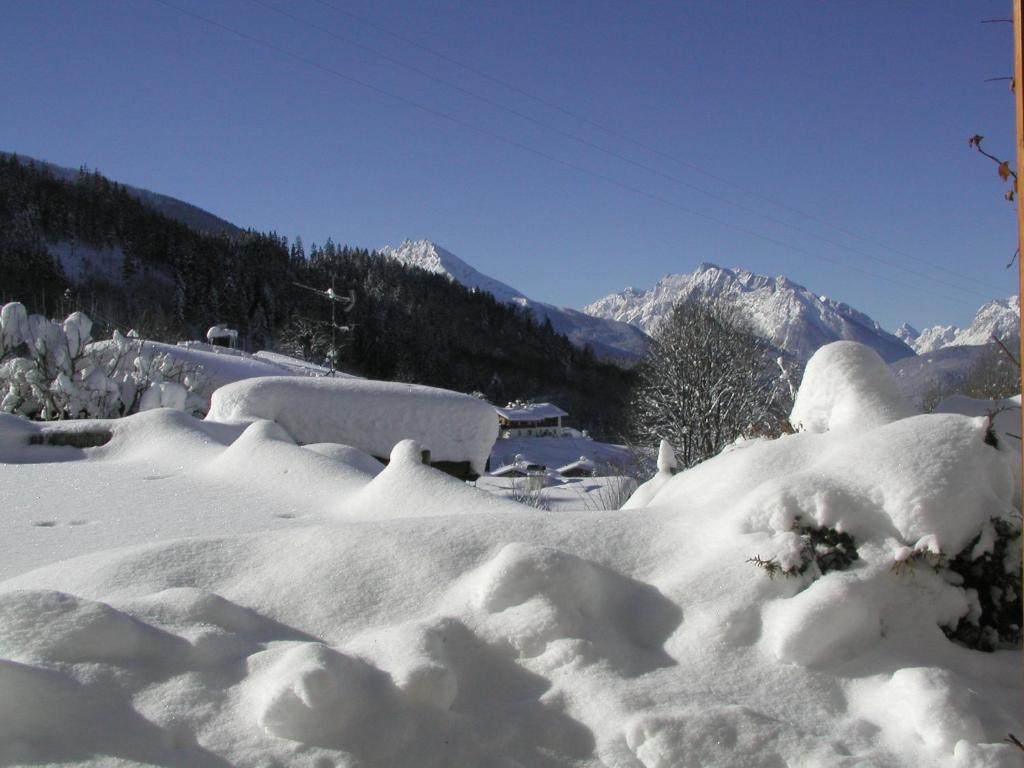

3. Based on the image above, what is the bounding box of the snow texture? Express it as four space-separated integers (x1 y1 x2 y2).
790 341 912 432
0 341 1019 767
206 375 499 473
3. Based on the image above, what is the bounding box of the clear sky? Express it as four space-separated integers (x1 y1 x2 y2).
2 0 1020 331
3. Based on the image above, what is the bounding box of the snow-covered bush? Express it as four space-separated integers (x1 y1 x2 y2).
630 341 1021 658
0 302 204 420
747 517 859 580
893 518 1021 652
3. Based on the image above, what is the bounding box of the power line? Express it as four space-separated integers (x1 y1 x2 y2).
245 0 997 303
147 0 981 309
309 0 1009 296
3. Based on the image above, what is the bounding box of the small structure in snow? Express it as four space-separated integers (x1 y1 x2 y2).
206 376 498 479
556 456 596 478
495 401 569 438
206 325 239 349
490 454 547 478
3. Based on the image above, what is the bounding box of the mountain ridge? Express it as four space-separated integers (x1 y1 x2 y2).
898 296 1019 354
0 151 243 238
583 264 916 363
378 239 651 360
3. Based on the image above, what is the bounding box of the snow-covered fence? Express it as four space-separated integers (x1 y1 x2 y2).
206 376 499 478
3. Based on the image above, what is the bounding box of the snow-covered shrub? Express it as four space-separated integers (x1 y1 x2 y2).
0 302 204 420
893 518 1021 652
747 517 859 580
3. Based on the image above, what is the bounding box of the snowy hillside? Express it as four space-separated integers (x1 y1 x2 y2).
888 345 989 410
900 296 1020 354
379 240 650 359
583 263 915 363
0 342 1019 766
1 151 242 237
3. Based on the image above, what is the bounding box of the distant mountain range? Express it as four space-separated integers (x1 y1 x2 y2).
378 240 651 360
582 264 915 363
896 296 1020 354
0 151 242 238
13 150 1012 369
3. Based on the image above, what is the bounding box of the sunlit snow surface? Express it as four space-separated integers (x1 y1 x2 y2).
0 342 1021 767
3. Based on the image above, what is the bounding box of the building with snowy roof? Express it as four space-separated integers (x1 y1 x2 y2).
555 456 596 478
495 401 569 438
489 455 547 478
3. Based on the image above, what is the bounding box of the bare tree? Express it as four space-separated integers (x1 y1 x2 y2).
626 299 793 468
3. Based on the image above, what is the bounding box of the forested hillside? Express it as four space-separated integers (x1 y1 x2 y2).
0 154 632 435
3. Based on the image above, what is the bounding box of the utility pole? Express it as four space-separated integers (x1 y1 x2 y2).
1015 0 1024 574
1011 3 1019 487
292 281 357 376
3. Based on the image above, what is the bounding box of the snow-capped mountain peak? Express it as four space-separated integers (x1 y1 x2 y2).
903 296 1019 354
584 263 915 363
378 240 526 305
377 240 650 359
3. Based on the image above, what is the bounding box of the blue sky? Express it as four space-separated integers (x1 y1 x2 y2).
1 0 1019 331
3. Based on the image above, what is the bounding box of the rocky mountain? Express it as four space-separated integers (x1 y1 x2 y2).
583 263 915 363
898 296 1020 354
378 240 650 360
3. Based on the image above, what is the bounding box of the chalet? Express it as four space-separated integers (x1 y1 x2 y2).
490 455 547 478
495 401 569 438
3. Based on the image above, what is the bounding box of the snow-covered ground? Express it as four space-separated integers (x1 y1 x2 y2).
0 342 1020 767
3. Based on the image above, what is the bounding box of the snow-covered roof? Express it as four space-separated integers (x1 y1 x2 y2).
207 376 499 474
555 456 596 474
206 325 238 341
495 401 568 421
490 457 547 476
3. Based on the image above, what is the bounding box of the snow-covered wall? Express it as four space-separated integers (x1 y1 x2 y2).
206 376 499 474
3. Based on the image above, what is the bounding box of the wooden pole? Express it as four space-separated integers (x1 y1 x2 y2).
1014 0 1024 577
1016 0 1024 387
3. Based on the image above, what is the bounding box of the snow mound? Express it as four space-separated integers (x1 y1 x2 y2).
624 440 677 509
449 542 680 672
850 667 985 752
761 571 885 666
790 341 912 432
624 704 846 768
345 439 524 519
0 589 183 663
248 641 409 752
207 376 498 474
1 333 1021 766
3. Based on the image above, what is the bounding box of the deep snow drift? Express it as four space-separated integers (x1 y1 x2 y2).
0 342 1020 767
207 375 498 475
